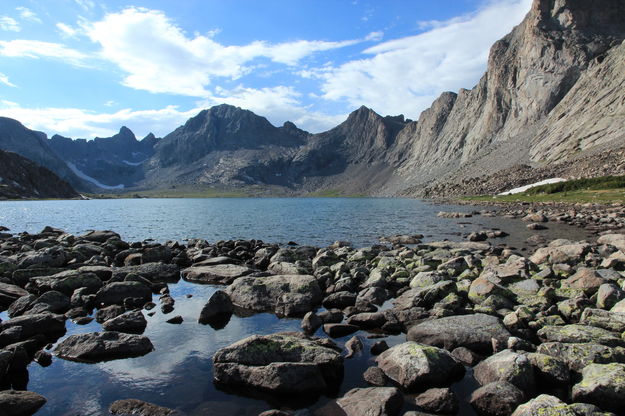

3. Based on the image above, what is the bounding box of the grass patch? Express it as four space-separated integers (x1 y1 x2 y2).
526 175 625 195
307 188 366 198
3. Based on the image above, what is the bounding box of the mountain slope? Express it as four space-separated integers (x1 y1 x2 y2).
0 150 79 199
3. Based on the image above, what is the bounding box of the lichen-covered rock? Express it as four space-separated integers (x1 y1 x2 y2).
473 350 535 393
537 324 625 347
226 274 321 317
527 353 570 387
55 331 154 363
572 363 625 413
407 313 510 354
511 394 576 416
212 332 343 395
580 308 625 332
537 342 625 372
376 342 464 391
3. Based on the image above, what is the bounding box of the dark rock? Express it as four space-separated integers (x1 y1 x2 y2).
363 366 388 386
451 346 483 366
473 350 535 393
198 290 233 325
301 311 322 334
415 387 459 415
318 309 344 324
318 387 403 416
55 331 154 363
109 398 181 415
371 340 389 356
96 282 152 306
102 310 147 334
572 363 625 413
470 381 525 416
166 315 183 324
79 230 120 243
346 312 386 329
33 350 52 367
0 313 66 341
322 291 357 309
344 336 363 358
95 305 125 323
181 264 254 284
0 390 47 416
323 323 359 338
0 282 29 309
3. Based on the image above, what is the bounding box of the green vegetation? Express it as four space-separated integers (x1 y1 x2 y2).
465 175 625 204
307 188 366 198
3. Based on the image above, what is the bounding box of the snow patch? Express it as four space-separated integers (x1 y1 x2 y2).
66 162 125 190
498 178 566 195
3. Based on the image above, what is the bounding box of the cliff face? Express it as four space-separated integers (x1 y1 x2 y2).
0 150 79 199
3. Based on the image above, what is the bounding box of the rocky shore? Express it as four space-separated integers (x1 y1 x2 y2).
1 213 625 415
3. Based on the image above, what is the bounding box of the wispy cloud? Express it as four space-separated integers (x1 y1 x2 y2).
0 40 89 67
0 16 20 32
56 22 79 38
84 7 367 97
0 72 16 88
16 7 42 23
313 0 532 118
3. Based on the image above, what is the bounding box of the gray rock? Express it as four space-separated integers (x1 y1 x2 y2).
473 350 535 393
415 387 458 414
363 366 387 386
102 310 147 334
212 332 343 395
198 290 233 325
181 264 254 284
0 282 29 309
0 312 66 341
109 399 181 415
470 381 524 416
317 387 403 416
527 353 570 387
536 342 625 372
344 336 363 358
226 274 321 317
0 390 47 416
55 331 154 363
510 395 576 416
572 363 625 413
323 323 359 338
32 271 102 296
346 312 386 329
537 324 625 347
407 313 511 354
301 311 322 334
596 283 625 310
376 342 464 391
580 308 625 332
451 346 483 366
95 281 152 306
25 291 70 315
95 305 125 323
322 291 357 309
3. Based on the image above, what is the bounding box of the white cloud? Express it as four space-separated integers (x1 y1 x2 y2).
0 103 198 139
0 39 89 67
0 72 16 87
56 22 78 38
316 0 532 118
0 16 20 32
84 7 364 97
73 0 96 12
16 7 42 23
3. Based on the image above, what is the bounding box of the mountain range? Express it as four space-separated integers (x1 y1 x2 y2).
1 0 624 198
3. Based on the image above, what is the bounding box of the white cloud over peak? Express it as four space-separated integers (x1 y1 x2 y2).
0 16 20 32
85 7 366 97
0 40 89 67
316 0 532 118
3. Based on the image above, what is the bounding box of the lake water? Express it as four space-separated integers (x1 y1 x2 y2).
0 198 594 415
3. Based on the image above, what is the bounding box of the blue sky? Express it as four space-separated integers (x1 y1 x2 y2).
0 0 532 139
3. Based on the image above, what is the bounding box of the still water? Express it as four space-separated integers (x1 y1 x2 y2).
0 198 593 414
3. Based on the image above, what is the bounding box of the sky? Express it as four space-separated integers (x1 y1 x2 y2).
0 0 532 139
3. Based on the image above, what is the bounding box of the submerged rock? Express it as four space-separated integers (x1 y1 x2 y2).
55 331 154 363
212 331 343 395
109 399 181 416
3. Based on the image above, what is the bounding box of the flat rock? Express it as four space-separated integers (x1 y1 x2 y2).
580 308 625 332
0 282 29 309
213 331 343 395
95 282 152 306
55 331 154 363
102 310 148 334
109 399 181 415
536 342 625 372
376 342 464 391
323 323 359 338
226 274 322 317
0 390 47 416
572 363 625 413
0 312 66 341
407 313 510 354
537 324 625 347
181 264 254 284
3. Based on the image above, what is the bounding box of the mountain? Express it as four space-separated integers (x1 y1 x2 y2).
0 150 79 199
1 0 623 197
0 117 87 190
48 127 159 189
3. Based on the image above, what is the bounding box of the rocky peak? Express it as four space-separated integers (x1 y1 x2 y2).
532 0 625 37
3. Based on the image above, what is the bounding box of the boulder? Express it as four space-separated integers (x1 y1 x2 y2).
470 382 525 416
415 387 459 414
537 324 625 347
473 350 535 393
510 395 576 416
580 308 625 332
79 230 120 243
226 275 321 317
322 291 357 309
536 342 625 372
0 390 47 416
24 291 70 315
561 268 606 294
0 312 66 341
323 323 358 338
32 271 102 296
198 290 233 325
102 310 148 334
0 282 29 309
527 353 570 387
318 387 403 416
212 332 343 395
346 312 386 329
181 264 254 284
363 366 388 387
376 342 464 391
109 399 181 416
301 311 322 334
597 234 625 251
572 363 625 413
55 331 154 363
407 313 510 354
95 282 152 306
